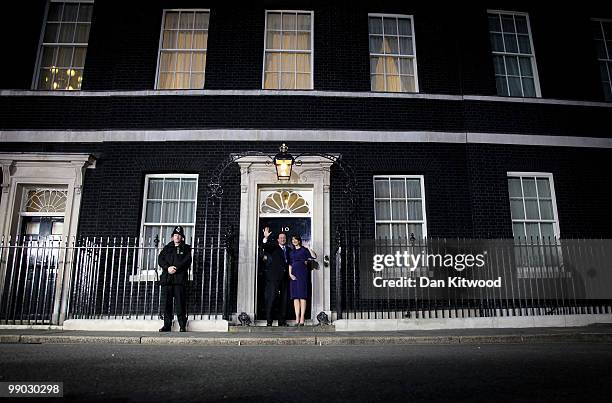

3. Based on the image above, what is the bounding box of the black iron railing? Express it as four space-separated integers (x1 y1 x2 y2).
333 235 612 320
0 236 235 325
3 234 610 325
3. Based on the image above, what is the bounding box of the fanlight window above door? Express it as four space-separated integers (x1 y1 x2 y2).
24 189 68 213
260 190 310 214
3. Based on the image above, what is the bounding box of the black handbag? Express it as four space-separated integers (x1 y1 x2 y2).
307 259 319 271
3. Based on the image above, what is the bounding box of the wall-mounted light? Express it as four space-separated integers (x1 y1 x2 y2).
273 143 294 181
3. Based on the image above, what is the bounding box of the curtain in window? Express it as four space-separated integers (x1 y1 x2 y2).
264 11 312 89
143 177 197 248
368 15 416 92
157 10 209 89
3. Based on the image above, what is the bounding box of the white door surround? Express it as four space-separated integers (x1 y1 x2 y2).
235 155 335 321
0 152 96 323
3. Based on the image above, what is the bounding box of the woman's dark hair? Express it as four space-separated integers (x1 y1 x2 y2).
291 234 302 246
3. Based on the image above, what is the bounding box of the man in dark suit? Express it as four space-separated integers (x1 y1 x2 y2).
158 226 192 332
261 227 291 326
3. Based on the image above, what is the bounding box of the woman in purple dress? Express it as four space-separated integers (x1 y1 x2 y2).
288 235 317 326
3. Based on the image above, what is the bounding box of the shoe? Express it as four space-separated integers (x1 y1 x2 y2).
278 321 287 327
266 321 273 327
294 322 301 327
179 327 187 332
299 322 305 327
159 326 171 332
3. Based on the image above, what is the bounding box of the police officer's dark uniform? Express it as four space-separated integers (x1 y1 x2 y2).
262 233 291 326
158 226 192 332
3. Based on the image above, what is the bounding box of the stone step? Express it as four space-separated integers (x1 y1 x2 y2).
229 323 335 333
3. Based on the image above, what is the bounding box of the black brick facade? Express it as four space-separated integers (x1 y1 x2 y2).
1 0 611 250
0 96 610 138
1 1 612 316
1 141 611 240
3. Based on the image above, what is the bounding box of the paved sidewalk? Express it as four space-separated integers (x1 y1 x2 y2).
1 324 612 346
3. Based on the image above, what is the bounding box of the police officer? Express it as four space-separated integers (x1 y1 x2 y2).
158 226 192 332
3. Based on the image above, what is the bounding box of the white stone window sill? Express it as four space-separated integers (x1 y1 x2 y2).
128 270 194 283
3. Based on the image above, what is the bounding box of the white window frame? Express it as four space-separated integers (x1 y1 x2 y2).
487 9 542 98
591 18 612 101
32 0 95 91
373 174 428 241
154 8 210 90
507 172 560 239
262 9 315 90
132 173 198 282
368 13 419 93
507 172 563 278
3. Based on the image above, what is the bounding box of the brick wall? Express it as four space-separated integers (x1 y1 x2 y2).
2 140 611 312
2 141 611 240
0 0 47 89
1 95 610 138
1 0 611 314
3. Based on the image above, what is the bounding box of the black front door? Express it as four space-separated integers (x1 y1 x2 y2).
1 216 63 322
256 217 311 321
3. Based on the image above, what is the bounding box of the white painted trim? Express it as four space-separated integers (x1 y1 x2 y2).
506 171 557 176
524 12 541 98
0 325 63 330
0 152 97 163
461 94 612 107
465 132 612 148
487 9 530 17
153 9 168 90
1 129 611 148
0 89 463 99
62 319 229 332
412 15 419 93
1 88 610 107
368 13 413 18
